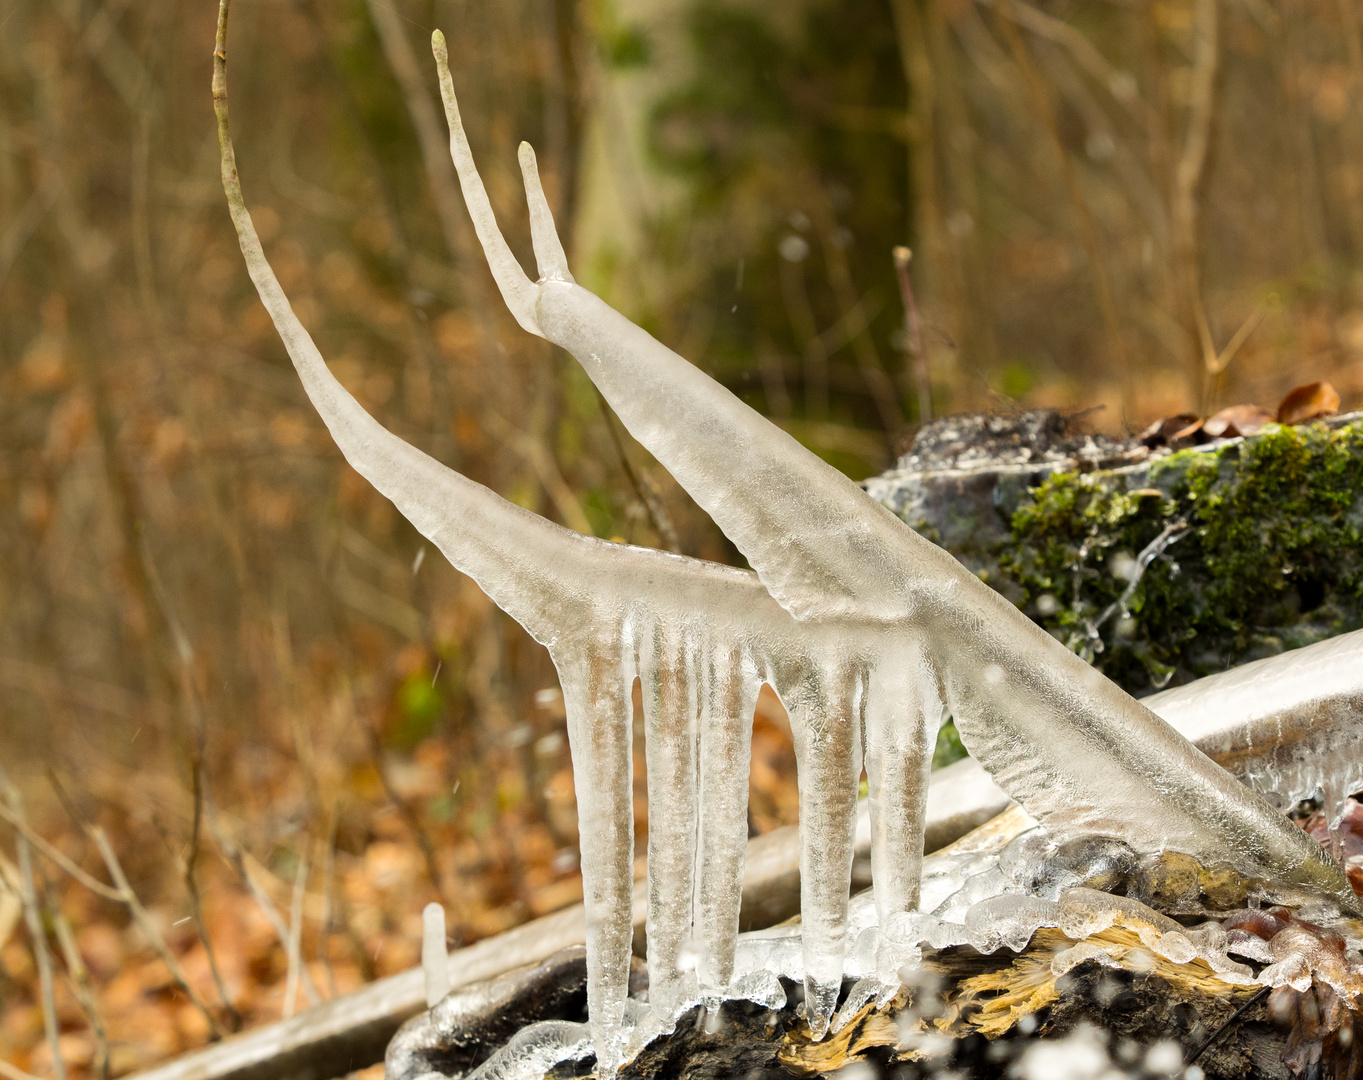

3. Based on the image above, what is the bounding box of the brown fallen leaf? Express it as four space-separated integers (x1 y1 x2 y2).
1138 413 1200 448
1204 404 1275 439
1169 418 1209 446
1277 382 1341 425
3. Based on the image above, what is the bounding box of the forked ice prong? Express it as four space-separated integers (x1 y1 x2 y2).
430 30 540 335
518 142 574 284
425 28 1359 927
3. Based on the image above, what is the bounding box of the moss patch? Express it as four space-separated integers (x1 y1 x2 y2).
1001 419 1363 693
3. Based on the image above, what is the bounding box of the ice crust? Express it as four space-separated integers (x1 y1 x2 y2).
217 27 1361 1074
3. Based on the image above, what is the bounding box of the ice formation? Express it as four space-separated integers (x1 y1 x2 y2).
912 626 1363 858
213 14 1360 1072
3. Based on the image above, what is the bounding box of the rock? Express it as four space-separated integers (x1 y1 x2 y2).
865 409 1363 696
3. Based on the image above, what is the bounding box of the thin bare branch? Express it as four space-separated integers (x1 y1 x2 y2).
283 848 310 1018
1169 0 1221 403
364 0 499 354
0 801 124 902
87 825 227 1039
0 768 68 1080
893 247 933 424
0 1060 45 1080
206 801 323 1008
985 0 1150 127
485 412 595 536
52 902 111 1080
997 5 1131 410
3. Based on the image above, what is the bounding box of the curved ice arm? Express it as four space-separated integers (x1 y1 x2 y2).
215 30 595 638
430 31 541 335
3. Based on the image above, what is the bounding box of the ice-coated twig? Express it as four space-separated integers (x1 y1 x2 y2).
423 21 1360 1035
215 7 1361 1069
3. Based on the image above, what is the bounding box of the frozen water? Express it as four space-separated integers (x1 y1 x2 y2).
216 23 1362 1072
963 894 1059 954
1141 627 1363 838
460 1020 592 1080
421 903 449 1008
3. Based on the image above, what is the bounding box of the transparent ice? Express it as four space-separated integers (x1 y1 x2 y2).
215 25 1360 1074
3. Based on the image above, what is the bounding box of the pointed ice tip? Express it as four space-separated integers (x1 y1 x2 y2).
431 29 447 61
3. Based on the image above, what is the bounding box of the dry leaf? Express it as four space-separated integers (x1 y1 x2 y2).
1138 414 1200 448
1277 382 1341 425
1204 404 1275 439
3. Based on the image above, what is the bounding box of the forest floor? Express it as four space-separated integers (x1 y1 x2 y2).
0 689 803 1079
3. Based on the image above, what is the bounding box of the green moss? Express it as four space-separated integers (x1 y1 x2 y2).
1001 420 1363 692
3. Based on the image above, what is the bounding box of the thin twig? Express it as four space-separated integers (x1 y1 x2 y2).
0 801 124 902
893 246 933 424
1169 0 1221 406
0 767 68 1080
318 804 341 998
593 389 683 553
485 411 595 536
283 848 310 1018
206 800 323 1007
821 236 901 435
889 0 950 330
87 824 227 1038
51 898 111 1080
0 1059 45 1080
984 0 1150 127
1187 985 1270 1065
184 761 241 1028
997 5 1131 409
359 713 448 904
364 0 498 362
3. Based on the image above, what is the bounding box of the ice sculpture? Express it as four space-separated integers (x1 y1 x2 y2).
212 9 1359 1071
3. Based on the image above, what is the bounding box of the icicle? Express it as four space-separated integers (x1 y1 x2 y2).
638 621 700 1023
421 903 449 1008
861 646 940 982
555 637 637 1075
692 644 758 999
780 659 865 1038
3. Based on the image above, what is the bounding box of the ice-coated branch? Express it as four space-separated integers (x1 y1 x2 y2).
216 8 1360 1071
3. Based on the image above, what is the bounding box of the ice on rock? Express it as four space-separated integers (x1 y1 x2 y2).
217 16 1361 1071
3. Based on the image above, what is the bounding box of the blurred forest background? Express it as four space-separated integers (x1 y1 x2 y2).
3 0 1363 1074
